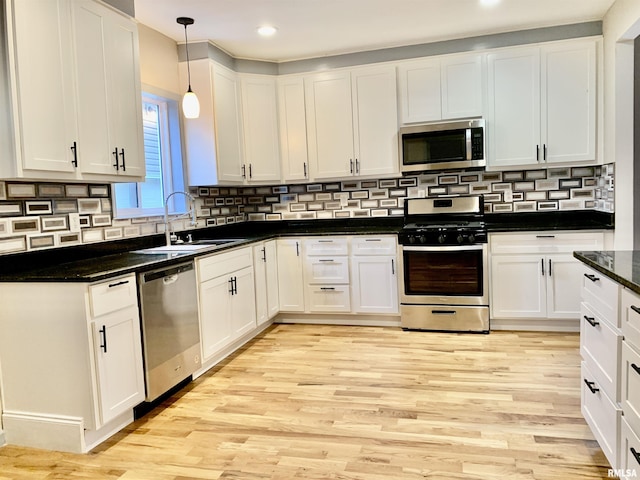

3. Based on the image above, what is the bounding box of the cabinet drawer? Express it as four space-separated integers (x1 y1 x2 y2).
197 247 253 282
489 231 604 254
580 302 622 403
305 285 351 312
620 417 640 478
304 256 350 284
89 274 137 317
351 236 397 256
622 288 640 352
622 341 640 436
581 265 619 327
581 361 621 471
305 237 348 256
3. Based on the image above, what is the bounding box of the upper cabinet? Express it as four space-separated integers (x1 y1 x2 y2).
183 61 281 186
397 52 484 124
278 75 309 183
305 64 399 181
486 38 598 169
2 0 144 181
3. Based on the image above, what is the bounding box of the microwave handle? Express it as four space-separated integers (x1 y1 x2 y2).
466 128 472 161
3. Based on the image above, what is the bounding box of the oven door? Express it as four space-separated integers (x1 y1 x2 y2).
400 244 488 306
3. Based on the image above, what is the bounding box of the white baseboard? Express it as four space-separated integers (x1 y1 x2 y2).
275 313 401 327
0 428 5 447
2 409 135 453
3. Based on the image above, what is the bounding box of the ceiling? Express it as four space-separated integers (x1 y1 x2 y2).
133 0 616 63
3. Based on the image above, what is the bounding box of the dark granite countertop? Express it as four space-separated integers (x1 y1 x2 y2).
0 212 614 283
573 251 640 295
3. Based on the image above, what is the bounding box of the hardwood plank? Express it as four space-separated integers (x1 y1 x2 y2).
0 325 613 479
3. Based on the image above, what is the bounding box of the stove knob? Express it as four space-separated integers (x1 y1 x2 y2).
419 235 427 244
457 234 465 244
437 234 447 244
468 234 476 244
408 235 416 244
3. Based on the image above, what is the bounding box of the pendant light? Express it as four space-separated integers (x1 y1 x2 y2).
177 17 200 119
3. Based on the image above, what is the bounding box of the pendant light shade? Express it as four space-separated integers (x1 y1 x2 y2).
177 17 199 119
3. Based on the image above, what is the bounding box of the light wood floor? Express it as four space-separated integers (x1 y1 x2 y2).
0 324 612 479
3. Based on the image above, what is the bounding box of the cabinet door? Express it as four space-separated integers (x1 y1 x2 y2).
241 75 281 183
212 64 244 183
9 0 77 174
91 305 145 426
542 40 597 164
351 65 399 177
199 275 233 361
305 71 354 179
490 254 546 318
278 76 309 181
351 256 398 314
277 239 305 312
546 253 584 318
487 47 541 168
253 243 269 326
397 58 441 123
105 9 144 178
231 267 257 339
264 240 280 319
441 53 484 120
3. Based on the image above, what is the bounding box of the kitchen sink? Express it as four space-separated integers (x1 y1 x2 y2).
135 238 245 254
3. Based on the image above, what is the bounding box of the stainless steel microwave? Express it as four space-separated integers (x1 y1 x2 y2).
399 119 485 173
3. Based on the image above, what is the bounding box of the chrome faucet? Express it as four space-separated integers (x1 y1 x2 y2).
164 191 197 246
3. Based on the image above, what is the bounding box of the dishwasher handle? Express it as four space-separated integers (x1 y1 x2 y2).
163 274 179 285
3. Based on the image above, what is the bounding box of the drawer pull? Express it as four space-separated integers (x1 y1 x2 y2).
536 235 555 238
631 305 640 315
108 280 129 288
318 240 334 243
631 447 640 465
365 239 382 242
318 259 335 262
631 363 640 376
583 379 599 394
583 315 599 327
320 287 336 291
584 273 600 282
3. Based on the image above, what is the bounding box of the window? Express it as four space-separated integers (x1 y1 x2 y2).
113 90 187 218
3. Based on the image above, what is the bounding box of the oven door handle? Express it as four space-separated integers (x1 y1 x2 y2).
402 245 485 252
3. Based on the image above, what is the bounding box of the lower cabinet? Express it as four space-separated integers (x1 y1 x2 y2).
350 236 398 314
197 247 257 363
490 231 604 327
0 273 145 453
253 239 279 325
277 238 305 312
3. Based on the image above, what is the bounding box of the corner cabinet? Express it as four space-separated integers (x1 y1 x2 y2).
489 231 604 329
0 274 145 453
486 37 599 169
305 65 399 181
2 0 144 181
253 239 279 325
278 75 309 182
277 238 306 312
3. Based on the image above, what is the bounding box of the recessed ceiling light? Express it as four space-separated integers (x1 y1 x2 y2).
257 25 278 37
480 0 501 7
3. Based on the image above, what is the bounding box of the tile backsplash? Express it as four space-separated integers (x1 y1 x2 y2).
0 163 615 255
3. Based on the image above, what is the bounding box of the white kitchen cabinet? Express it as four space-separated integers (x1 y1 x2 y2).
277 238 305 312
182 60 244 185
305 64 398 180
240 74 281 183
2 0 144 181
489 231 604 326
197 247 257 361
253 240 279 326
72 0 144 178
398 52 484 124
278 75 309 182
487 38 597 169
0 274 145 453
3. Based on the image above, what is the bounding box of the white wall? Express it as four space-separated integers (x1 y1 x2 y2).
603 0 640 248
138 24 181 95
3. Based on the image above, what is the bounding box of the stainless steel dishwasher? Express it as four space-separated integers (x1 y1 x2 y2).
138 261 201 401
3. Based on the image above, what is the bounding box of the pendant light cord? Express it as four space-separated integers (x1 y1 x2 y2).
183 24 193 92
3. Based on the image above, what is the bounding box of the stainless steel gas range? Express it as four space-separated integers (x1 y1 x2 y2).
398 195 489 333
